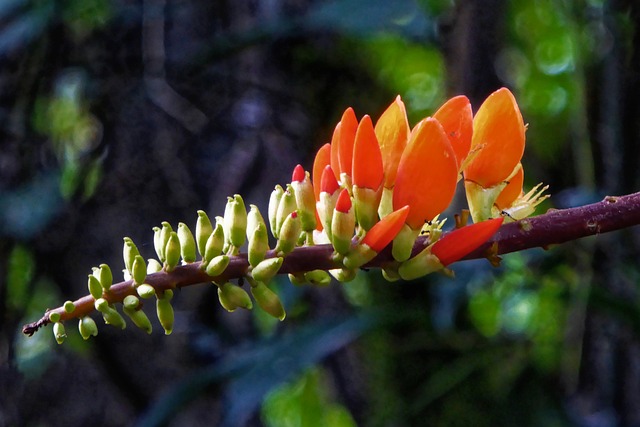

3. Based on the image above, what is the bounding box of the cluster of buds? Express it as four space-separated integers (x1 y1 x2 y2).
43 87 548 344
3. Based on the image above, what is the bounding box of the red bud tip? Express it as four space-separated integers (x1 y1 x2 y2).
335 188 352 213
431 217 504 266
321 165 340 195
363 205 410 252
291 211 298 219
292 164 305 183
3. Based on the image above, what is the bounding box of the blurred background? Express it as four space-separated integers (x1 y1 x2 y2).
2 0 640 425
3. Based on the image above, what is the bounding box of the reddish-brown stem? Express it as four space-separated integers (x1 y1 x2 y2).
22 192 640 337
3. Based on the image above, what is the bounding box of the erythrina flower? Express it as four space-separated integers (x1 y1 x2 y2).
352 115 384 231
330 107 358 186
463 87 526 222
343 205 410 269
433 95 473 171
392 117 459 261
312 143 331 202
398 217 504 280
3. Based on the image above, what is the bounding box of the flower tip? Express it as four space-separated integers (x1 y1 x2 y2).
431 217 504 266
321 165 340 194
363 204 409 252
335 188 351 213
292 164 305 183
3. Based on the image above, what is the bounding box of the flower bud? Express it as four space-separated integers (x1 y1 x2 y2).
329 268 357 283
251 257 283 283
153 226 163 261
275 185 297 238
268 185 285 238
316 165 340 241
96 265 112 292
78 316 98 340
156 289 174 335
223 194 247 250
218 282 253 312
274 212 301 256
203 221 225 264
164 231 181 272
123 237 140 274
291 165 317 232
88 274 103 300
178 222 197 263
397 249 443 281
53 322 66 345
288 273 307 286
147 258 163 274
122 295 152 334
63 300 76 313
391 224 420 262
159 222 173 262
132 255 146 285
136 283 156 299
205 255 230 278
331 189 355 255
251 281 286 321
95 298 126 329
304 269 331 287
248 222 270 268
48 311 61 323
247 204 267 241
195 210 213 258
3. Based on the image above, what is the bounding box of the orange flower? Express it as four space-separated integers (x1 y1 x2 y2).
362 205 410 252
464 87 525 188
329 107 358 185
431 217 503 266
433 95 473 170
352 115 384 231
374 96 410 189
393 117 458 230
312 143 331 201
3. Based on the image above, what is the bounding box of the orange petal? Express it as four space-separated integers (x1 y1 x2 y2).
330 123 342 181
393 117 459 230
464 87 525 188
335 188 352 213
495 164 523 210
363 205 410 252
352 115 383 190
321 165 340 195
338 107 358 178
433 95 472 169
312 143 331 201
431 217 503 266
375 95 409 188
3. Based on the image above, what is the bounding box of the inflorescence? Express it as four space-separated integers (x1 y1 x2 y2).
25 87 549 344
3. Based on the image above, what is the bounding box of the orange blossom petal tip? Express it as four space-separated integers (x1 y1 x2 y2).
352 115 383 190
312 143 331 200
431 217 504 266
433 95 472 169
375 95 409 188
362 205 410 253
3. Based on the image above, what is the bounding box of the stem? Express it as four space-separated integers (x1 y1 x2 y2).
22 192 640 337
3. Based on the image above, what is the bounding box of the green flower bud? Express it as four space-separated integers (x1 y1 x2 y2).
78 316 98 340
331 203 355 256
48 311 61 323
291 169 317 232
98 264 113 291
63 300 76 313
94 298 126 329
132 255 147 285
123 237 140 274
153 226 163 261
288 273 307 286
353 186 382 232
137 283 156 299
203 221 225 264
218 282 252 312
275 212 301 256
196 210 213 258
397 248 444 281
251 257 283 283
247 205 266 240
342 243 377 270
122 295 152 334
178 222 197 263
205 255 230 278
223 194 247 250
53 322 66 345
304 269 332 287
156 290 174 335
251 281 286 321
275 185 297 238
159 222 173 262
248 222 270 268
329 268 357 283
88 274 103 300
164 231 181 272
268 185 284 238
391 224 420 262
147 258 163 274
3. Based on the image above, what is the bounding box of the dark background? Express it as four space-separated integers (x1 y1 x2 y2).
2 0 640 426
